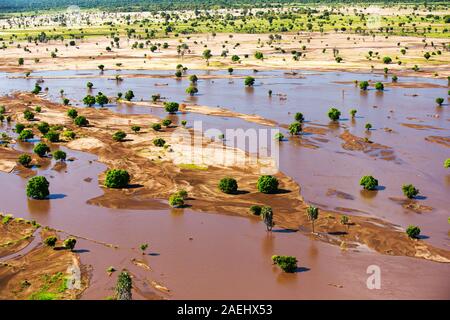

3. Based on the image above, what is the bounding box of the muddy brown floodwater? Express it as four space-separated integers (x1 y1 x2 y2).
0 69 449 299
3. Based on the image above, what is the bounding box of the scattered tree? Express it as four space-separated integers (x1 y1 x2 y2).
272 255 297 273
306 205 319 233
359 175 378 190
257 175 279 194
218 177 238 194
26 176 49 199
402 184 419 199
104 169 130 188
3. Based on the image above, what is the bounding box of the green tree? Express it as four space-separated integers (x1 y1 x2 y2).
63 238 77 251
350 109 357 118
26 176 49 199
116 271 132 300
444 159 450 168
124 90 135 101
131 125 141 133
37 122 50 134
67 108 78 119
189 74 198 84
365 123 372 131
15 123 25 134
96 93 109 107
202 49 212 64
254 51 264 60
86 82 93 89
43 236 57 247
151 123 161 131
406 225 421 239
306 205 319 233
83 95 96 107
74 116 89 127
105 169 130 188
359 81 369 90
435 97 444 106
33 143 50 157
272 255 297 273
383 56 392 64
218 177 238 194
327 108 341 121
45 130 59 142
249 205 262 216
162 119 172 127
257 175 279 194
360 175 378 190
294 112 304 122
244 76 255 87
164 102 179 114
375 82 384 91
23 110 34 121
18 129 33 141
402 184 419 199
288 122 302 135
186 86 198 96
112 130 127 142
169 193 184 208
153 138 166 147
18 154 32 167
52 150 66 161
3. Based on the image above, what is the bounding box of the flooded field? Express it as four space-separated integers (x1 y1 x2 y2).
0 69 449 299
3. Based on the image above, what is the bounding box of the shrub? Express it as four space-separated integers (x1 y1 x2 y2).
62 130 76 140
406 225 421 239
96 93 109 107
104 169 130 188
392 75 398 82
33 143 50 157
162 119 172 127
186 86 198 96
294 112 304 122
175 189 188 200
44 236 57 247
153 138 166 147
26 176 49 199
327 107 341 121
365 123 372 130
45 130 59 142
288 122 302 135
52 150 66 161
254 51 264 60
218 177 238 194
435 97 444 106
383 56 392 64
189 75 198 83
175 70 182 78
124 90 134 101
244 76 255 86
375 82 384 91
74 116 89 127
444 159 450 168
164 102 179 114
257 175 279 194
35 106 41 113
15 123 25 134
272 255 298 273
169 193 184 208
23 110 34 121
402 184 419 199
151 123 161 131
83 95 96 107
18 129 33 141
131 125 141 133
67 108 78 119
86 82 93 89
18 154 32 167
181 120 187 127
112 130 127 142
359 175 378 190
37 122 50 134
249 205 262 216
274 132 284 141
350 109 357 117
359 81 369 90
63 238 77 250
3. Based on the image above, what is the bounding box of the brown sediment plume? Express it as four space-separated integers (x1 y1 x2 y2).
1 93 449 263
425 136 450 148
339 130 396 161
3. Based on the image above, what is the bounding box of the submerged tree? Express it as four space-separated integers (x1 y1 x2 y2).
402 184 419 199
261 206 274 231
26 176 49 200
359 175 378 190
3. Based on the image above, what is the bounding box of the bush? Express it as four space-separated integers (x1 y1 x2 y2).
244 76 255 86
189 75 198 83
392 75 398 82
444 159 450 169
52 150 66 161
181 120 187 127
249 205 262 216
45 130 59 142
23 110 34 121
104 169 130 188
272 255 297 273
15 123 25 134
274 132 284 141
350 109 357 117
257 175 279 194
63 238 77 250
406 225 421 239
44 236 57 247
327 107 341 121
26 176 49 199
288 122 302 135
33 143 50 157
124 90 134 101
175 189 188 200
96 93 109 107
218 177 238 194
67 108 78 119
62 130 76 140
37 122 50 135
402 184 419 199
169 193 184 208
74 116 89 127
365 123 372 130
164 102 179 114
18 129 33 141
83 95 96 107
294 112 304 122
254 51 264 60
153 138 166 147
18 154 32 167
359 81 369 90
375 82 384 91
186 86 198 96
112 130 127 142
131 125 141 133
435 97 444 106
162 119 172 127
151 123 161 131
383 56 392 64
359 175 378 190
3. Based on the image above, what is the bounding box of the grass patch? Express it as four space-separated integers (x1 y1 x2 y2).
178 163 208 171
